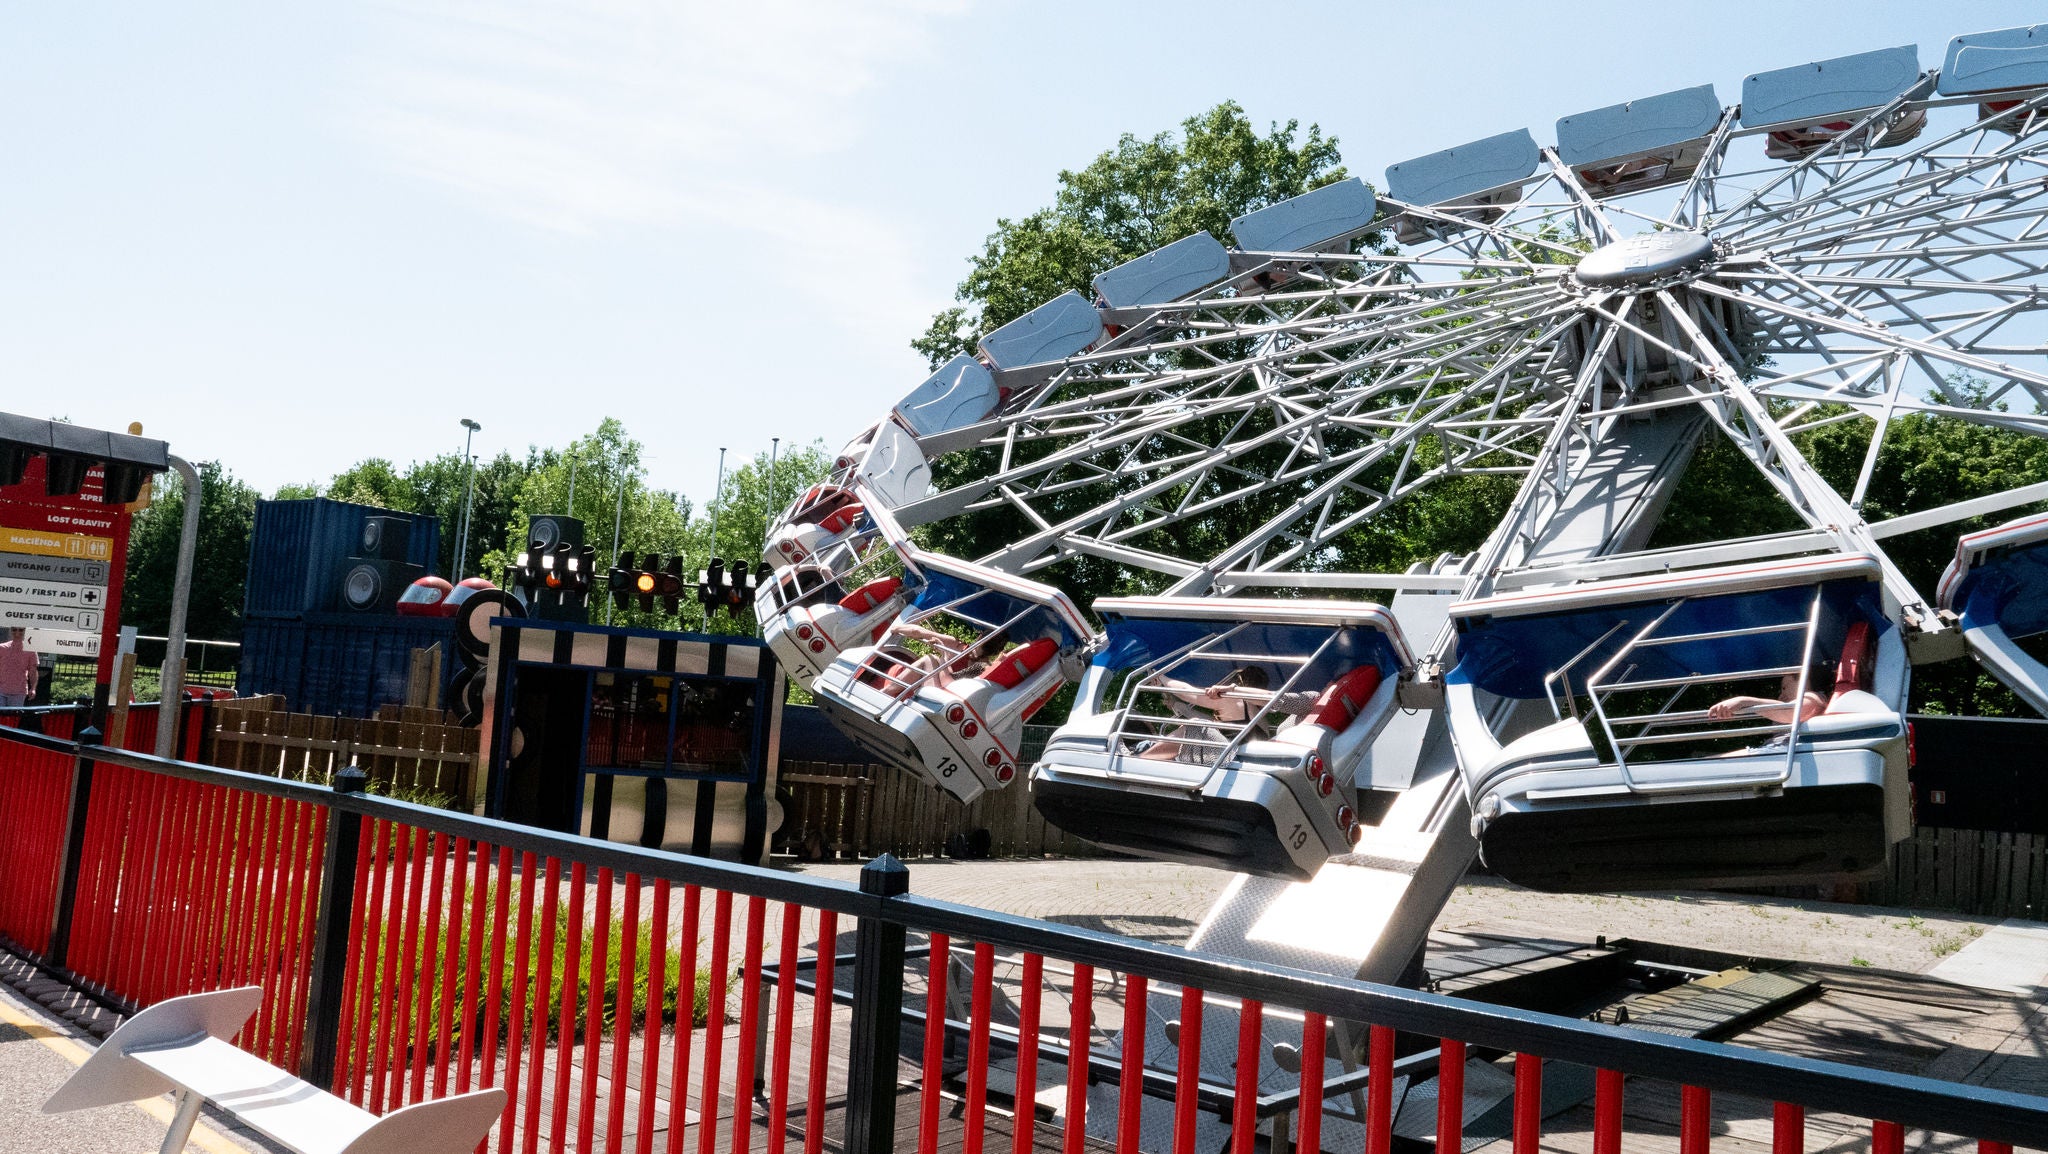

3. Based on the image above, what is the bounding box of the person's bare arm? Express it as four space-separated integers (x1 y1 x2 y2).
1708 693 1827 723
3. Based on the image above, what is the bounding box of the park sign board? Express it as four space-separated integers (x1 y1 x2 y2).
0 455 134 681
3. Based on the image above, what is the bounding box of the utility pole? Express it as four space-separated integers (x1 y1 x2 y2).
455 418 480 578
707 447 727 632
767 437 780 534
607 469 627 626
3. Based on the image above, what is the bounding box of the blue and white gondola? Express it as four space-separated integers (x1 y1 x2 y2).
1031 597 1413 882
1447 553 1910 892
1939 512 2048 715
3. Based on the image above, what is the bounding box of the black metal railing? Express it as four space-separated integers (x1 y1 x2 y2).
0 722 2043 1154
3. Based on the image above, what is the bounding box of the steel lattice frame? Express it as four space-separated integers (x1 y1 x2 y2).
869 79 2048 662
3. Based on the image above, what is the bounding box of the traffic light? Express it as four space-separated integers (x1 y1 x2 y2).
661 555 685 614
606 552 687 615
697 558 726 612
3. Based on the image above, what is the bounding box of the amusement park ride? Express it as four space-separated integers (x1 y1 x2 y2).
758 23 2048 1148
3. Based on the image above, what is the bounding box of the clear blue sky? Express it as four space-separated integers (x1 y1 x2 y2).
4 2 2039 505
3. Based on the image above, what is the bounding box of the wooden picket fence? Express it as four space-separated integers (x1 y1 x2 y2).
777 758 1096 861
202 695 480 809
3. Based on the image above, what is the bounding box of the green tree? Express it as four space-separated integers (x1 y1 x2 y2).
913 101 1351 368
495 420 695 629
694 442 832 634
123 460 261 643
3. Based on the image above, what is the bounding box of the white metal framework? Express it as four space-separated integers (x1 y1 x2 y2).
767 25 2048 894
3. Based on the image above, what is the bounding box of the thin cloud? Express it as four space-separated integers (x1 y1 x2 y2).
347 0 960 232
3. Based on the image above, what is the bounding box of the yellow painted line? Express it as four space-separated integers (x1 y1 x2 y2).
0 993 248 1154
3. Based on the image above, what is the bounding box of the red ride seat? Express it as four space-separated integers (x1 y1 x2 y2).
986 638 1058 690
819 502 865 535
1834 621 1875 696
1302 665 1384 733
838 577 903 615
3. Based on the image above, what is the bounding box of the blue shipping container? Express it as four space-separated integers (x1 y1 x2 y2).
238 613 459 717
244 498 441 618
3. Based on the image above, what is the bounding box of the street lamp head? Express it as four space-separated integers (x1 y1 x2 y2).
461 418 482 432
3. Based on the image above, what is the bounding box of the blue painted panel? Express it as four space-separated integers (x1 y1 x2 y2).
1092 232 1230 307
1453 578 1887 699
245 498 441 616
911 571 1089 648
237 613 457 716
1385 130 1541 207
1090 614 1400 689
1940 24 2048 96
1741 45 1921 127
1956 536 2048 638
1557 85 1722 167
895 354 1000 441
976 291 1105 369
1229 179 1377 253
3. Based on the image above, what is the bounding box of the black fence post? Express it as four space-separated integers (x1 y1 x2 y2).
844 854 911 1154
300 765 368 1090
44 726 102 970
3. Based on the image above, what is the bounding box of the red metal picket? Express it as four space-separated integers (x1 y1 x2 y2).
1118 974 1146 1154
521 856 564 1154
918 932 951 1154
1437 1038 1467 1154
636 878 671 1154
1513 1053 1542 1154
1873 1119 1903 1154
608 873 642 1154
500 850 541 1154
1230 1000 1259 1154
1172 984 1203 1154
666 884 703 1154
1010 952 1042 1154
768 902 801 1154
552 861 588 1152
1297 1011 1326 1154
963 942 995 1154
580 868 615 1154
1595 1069 1625 1154
803 909 838 1154
1366 1024 1394 1154
1681 1084 1711 1154
734 895 768 1154
458 839 492 1093
1063 963 1093 1154
697 888 734 1154
1773 1101 1803 1154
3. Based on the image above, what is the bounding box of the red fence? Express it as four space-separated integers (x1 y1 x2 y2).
0 724 2044 1154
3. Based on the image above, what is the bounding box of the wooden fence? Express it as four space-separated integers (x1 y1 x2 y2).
777 759 1096 861
202 696 480 809
1853 827 2048 919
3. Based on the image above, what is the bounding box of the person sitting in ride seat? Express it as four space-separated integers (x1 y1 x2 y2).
1136 665 1318 763
1706 665 1831 725
875 623 1004 695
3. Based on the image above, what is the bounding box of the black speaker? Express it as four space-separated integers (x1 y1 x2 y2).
523 515 584 553
359 515 413 561
338 558 425 612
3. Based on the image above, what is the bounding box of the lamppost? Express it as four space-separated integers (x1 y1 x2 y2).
455 418 481 579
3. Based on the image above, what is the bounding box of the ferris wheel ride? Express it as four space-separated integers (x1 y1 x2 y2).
763 24 2048 902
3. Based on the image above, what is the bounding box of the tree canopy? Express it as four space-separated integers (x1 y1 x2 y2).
912 101 1349 369
122 460 260 643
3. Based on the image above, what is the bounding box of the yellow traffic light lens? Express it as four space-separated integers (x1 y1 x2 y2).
636 573 657 593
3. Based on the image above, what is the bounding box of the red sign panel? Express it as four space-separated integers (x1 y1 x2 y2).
0 456 135 685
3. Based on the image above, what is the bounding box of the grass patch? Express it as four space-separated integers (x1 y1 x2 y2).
349 876 718 1058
